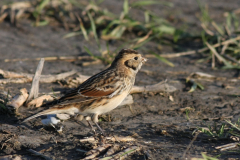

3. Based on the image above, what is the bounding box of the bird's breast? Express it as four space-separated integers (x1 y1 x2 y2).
82 90 129 115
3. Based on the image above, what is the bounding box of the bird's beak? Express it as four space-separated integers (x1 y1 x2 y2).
141 57 147 63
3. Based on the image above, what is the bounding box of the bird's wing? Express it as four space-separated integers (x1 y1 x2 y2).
60 69 123 101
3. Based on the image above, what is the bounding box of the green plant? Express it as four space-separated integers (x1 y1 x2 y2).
185 109 190 121
196 0 211 26
69 0 180 66
225 119 240 137
201 152 219 160
196 122 227 138
196 1 240 70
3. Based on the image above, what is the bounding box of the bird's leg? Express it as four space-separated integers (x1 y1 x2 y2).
92 114 105 136
94 122 105 135
76 114 84 121
85 116 97 135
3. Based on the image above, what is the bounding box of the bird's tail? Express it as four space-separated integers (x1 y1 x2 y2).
22 105 78 123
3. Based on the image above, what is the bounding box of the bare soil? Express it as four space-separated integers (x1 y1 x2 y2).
0 0 240 159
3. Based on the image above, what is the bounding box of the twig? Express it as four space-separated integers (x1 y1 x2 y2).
26 58 44 103
83 144 112 159
105 136 136 142
222 54 240 65
215 142 239 151
43 91 61 95
26 95 54 108
39 70 77 83
0 12 8 22
224 25 231 36
182 132 199 159
201 23 214 36
145 49 207 58
110 146 141 160
130 81 176 94
104 144 120 157
206 42 226 64
0 78 32 84
212 50 215 68
0 69 32 79
230 136 240 142
212 21 224 36
130 30 152 48
8 88 28 111
187 72 229 82
82 59 102 66
80 137 95 143
4 56 94 62
28 149 53 160
0 70 77 84
145 36 240 58
220 43 229 55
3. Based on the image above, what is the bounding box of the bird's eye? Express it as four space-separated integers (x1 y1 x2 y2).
134 57 138 60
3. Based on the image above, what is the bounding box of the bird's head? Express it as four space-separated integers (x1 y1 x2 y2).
111 49 147 74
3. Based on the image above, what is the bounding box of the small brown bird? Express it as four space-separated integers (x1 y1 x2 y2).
23 49 146 133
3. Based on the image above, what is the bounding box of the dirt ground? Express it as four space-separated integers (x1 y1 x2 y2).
0 0 240 159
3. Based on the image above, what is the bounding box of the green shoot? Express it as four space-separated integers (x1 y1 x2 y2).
87 11 100 49
149 51 174 67
201 153 219 160
185 109 190 121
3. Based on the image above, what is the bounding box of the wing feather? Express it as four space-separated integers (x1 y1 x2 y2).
59 69 122 101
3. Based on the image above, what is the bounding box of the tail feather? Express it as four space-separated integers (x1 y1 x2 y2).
22 106 79 123
22 108 59 123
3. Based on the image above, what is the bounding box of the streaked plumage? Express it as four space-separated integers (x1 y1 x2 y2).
23 49 146 133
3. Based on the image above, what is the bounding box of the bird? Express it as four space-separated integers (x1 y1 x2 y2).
23 48 147 134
